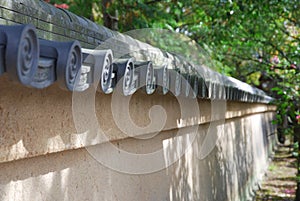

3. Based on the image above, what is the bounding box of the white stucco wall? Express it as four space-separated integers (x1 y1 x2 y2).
0 74 276 201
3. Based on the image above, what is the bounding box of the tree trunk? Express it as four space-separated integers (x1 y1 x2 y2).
102 0 118 30
296 183 300 201
295 126 300 201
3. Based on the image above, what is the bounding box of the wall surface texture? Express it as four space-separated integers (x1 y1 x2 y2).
0 74 276 201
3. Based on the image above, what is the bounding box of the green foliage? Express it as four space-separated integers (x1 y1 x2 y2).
269 65 300 131
268 164 277 171
47 0 101 22
293 142 299 157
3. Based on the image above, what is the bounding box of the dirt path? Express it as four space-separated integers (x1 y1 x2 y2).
255 143 297 201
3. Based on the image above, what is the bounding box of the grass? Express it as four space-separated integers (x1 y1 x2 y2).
268 164 277 172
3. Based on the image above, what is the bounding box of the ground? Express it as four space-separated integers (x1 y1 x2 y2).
255 142 297 201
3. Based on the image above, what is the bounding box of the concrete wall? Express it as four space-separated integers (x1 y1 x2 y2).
0 74 276 201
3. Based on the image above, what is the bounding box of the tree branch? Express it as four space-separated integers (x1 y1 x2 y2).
224 52 271 67
145 0 163 4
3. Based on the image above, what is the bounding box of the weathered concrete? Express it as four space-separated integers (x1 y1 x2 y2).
0 74 276 200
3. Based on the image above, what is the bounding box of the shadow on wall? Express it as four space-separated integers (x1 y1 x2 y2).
0 112 276 201
163 112 276 201
0 75 76 157
0 148 124 201
0 147 160 201
0 141 171 201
